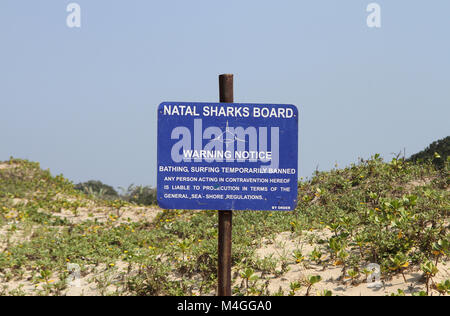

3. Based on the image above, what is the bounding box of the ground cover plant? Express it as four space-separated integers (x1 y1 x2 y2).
0 149 448 296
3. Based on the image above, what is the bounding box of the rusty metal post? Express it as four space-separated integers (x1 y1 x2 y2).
218 74 233 296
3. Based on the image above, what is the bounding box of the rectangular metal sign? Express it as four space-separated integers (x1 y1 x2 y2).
157 102 298 211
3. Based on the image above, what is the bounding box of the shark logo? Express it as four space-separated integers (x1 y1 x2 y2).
210 121 246 145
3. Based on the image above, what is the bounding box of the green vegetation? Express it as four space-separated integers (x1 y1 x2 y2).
408 136 450 170
0 149 448 296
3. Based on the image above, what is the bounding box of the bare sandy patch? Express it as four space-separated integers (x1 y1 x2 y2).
253 230 449 296
51 204 162 226
0 163 19 170
0 261 133 296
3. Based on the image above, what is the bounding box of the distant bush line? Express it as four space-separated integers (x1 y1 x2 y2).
408 136 450 170
74 181 157 205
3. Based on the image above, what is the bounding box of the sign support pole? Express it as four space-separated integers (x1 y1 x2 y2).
218 74 233 296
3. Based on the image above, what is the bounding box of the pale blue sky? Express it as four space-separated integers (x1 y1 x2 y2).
1 1 449 188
